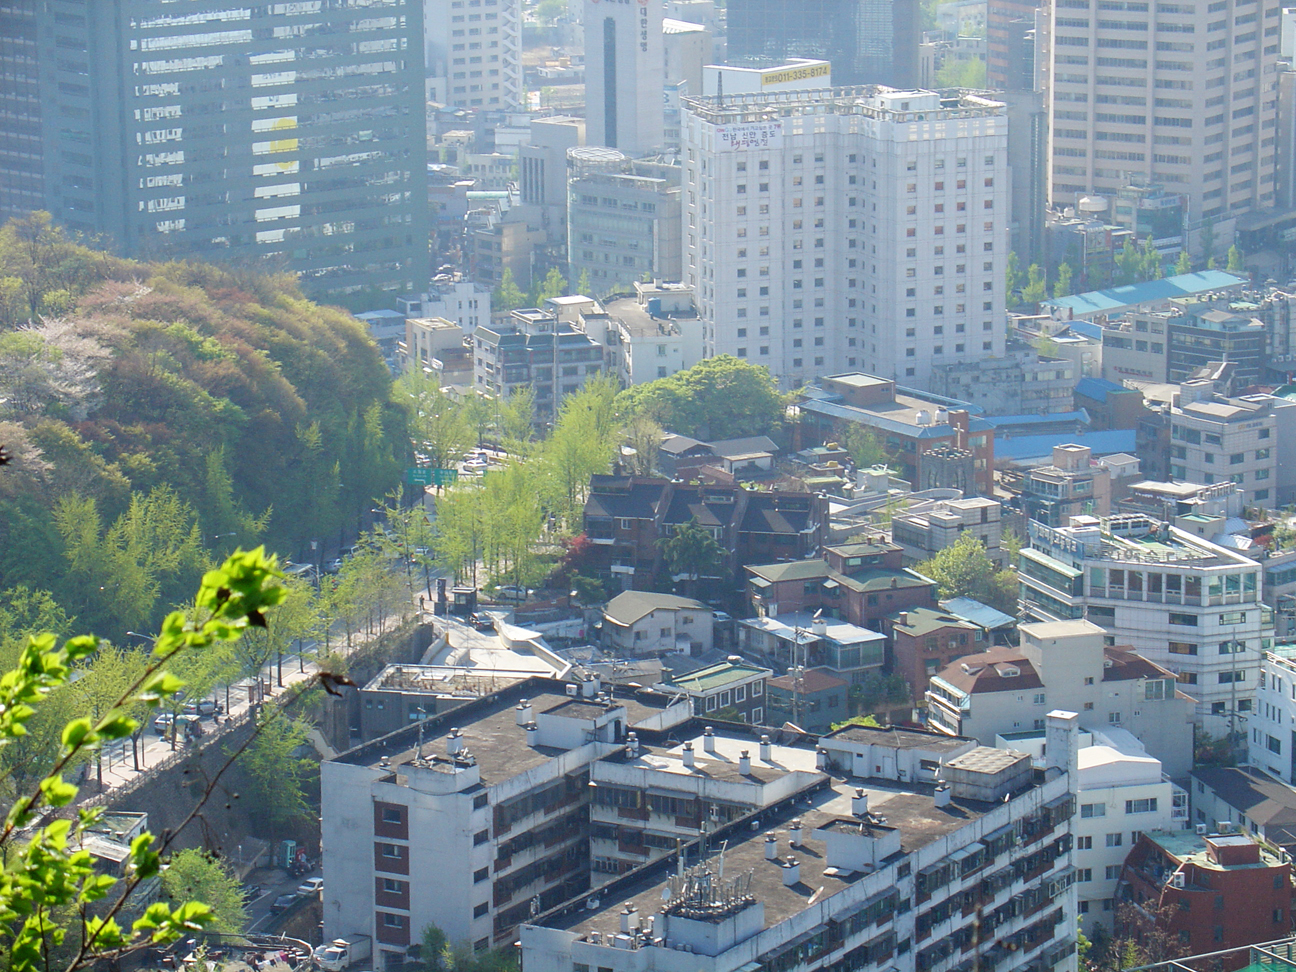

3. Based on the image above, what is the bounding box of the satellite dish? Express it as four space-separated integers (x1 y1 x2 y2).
661 886 672 902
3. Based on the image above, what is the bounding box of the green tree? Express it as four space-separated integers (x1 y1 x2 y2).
237 711 314 832
393 368 474 472
535 0 565 25
576 268 592 296
1174 250 1193 275
1052 262 1074 299
658 517 727 590
0 546 286 972
916 532 1016 613
1021 264 1047 304
539 378 620 527
1227 244 1244 273
531 266 568 305
616 355 787 440
934 56 987 88
840 423 888 468
160 849 247 935
492 267 526 312
1141 238 1163 281
498 386 536 455
1005 251 1024 302
622 414 664 476
1115 239 1141 285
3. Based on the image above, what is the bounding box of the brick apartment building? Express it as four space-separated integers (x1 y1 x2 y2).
745 540 939 632
582 476 828 592
1118 830 1295 966
884 606 985 704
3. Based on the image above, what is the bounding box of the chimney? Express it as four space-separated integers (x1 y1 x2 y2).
515 699 532 726
627 731 640 757
934 783 952 808
898 611 909 626
682 741 695 768
739 750 752 775
764 834 778 860
1045 710 1080 778
852 788 869 817
815 747 828 771
619 904 640 934
781 857 801 886
789 819 803 847
760 734 772 762
703 727 716 753
812 616 827 637
447 728 464 756
525 723 540 748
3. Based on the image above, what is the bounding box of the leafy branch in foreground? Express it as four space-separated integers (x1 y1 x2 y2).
0 547 286 972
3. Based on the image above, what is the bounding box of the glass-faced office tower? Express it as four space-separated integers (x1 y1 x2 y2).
12 0 429 298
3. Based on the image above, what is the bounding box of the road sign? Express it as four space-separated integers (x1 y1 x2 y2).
406 467 433 486
433 468 459 487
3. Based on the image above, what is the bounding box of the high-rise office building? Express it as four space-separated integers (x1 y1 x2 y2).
1046 0 1280 230
727 0 920 88
0 0 42 223
583 0 665 155
424 0 522 109
17 0 429 298
681 87 1009 390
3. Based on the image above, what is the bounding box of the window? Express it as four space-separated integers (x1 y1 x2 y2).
474 867 489 883
380 844 402 858
1077 836 1093 849
383 913 406 928
382 878 405 893
1081 803 1107 817
473 793 489 809
473 829 489 845
1106 865 1122 879
1106 833 1123 847
1169 613 1198 626
473 902 489 918
1169 642 1197 655
1126 798 1159 813
382 808 402 824
1078 868 1093 882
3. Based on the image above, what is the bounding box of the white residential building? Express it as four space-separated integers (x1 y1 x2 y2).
521 714 1081 972
1045 0 1280 232
1167 380 1280 509
601 592 715 656
680 87 1010 391
1249 646 1296 783
926 619 1195 777
1020 513 1264 735
424 0 523 109
992 727 1188 935
399 276 491 334
584 0 665 155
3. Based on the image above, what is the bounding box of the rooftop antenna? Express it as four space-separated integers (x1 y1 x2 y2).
416 706 428 760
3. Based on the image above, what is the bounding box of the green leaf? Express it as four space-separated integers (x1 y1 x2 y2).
39 773 78 807
140 670 185 699
97 714 140 740
61 717 95 750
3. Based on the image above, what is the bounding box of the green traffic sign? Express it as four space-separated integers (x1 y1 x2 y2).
406 467 433 486
433 468 459 487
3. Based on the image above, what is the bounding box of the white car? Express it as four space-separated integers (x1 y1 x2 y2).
296 877 323 896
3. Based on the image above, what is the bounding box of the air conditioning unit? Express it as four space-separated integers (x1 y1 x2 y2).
1196 823 1208 835
1170 872 1185 889
1218 821 1234 834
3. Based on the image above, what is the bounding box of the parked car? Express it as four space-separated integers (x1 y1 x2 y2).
182 699 221 717
493 585 529 602
323 558 344 574
241 884 263 904
463 457 489 470
269 893 297 914
296 877 324 896
469 612 495 631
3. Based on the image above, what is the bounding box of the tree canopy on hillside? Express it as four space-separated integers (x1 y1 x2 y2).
0 214 405 641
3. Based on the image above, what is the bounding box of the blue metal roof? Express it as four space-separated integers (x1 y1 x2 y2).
1041 270 1248 319
941 596 1017 631
994 429 1137 460
1066 320 1103 340
1074 376 1126 403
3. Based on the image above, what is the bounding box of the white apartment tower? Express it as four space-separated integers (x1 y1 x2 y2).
584 0 665 155
680 87 1010 390
425 0 523 108
1047 0 1281 226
